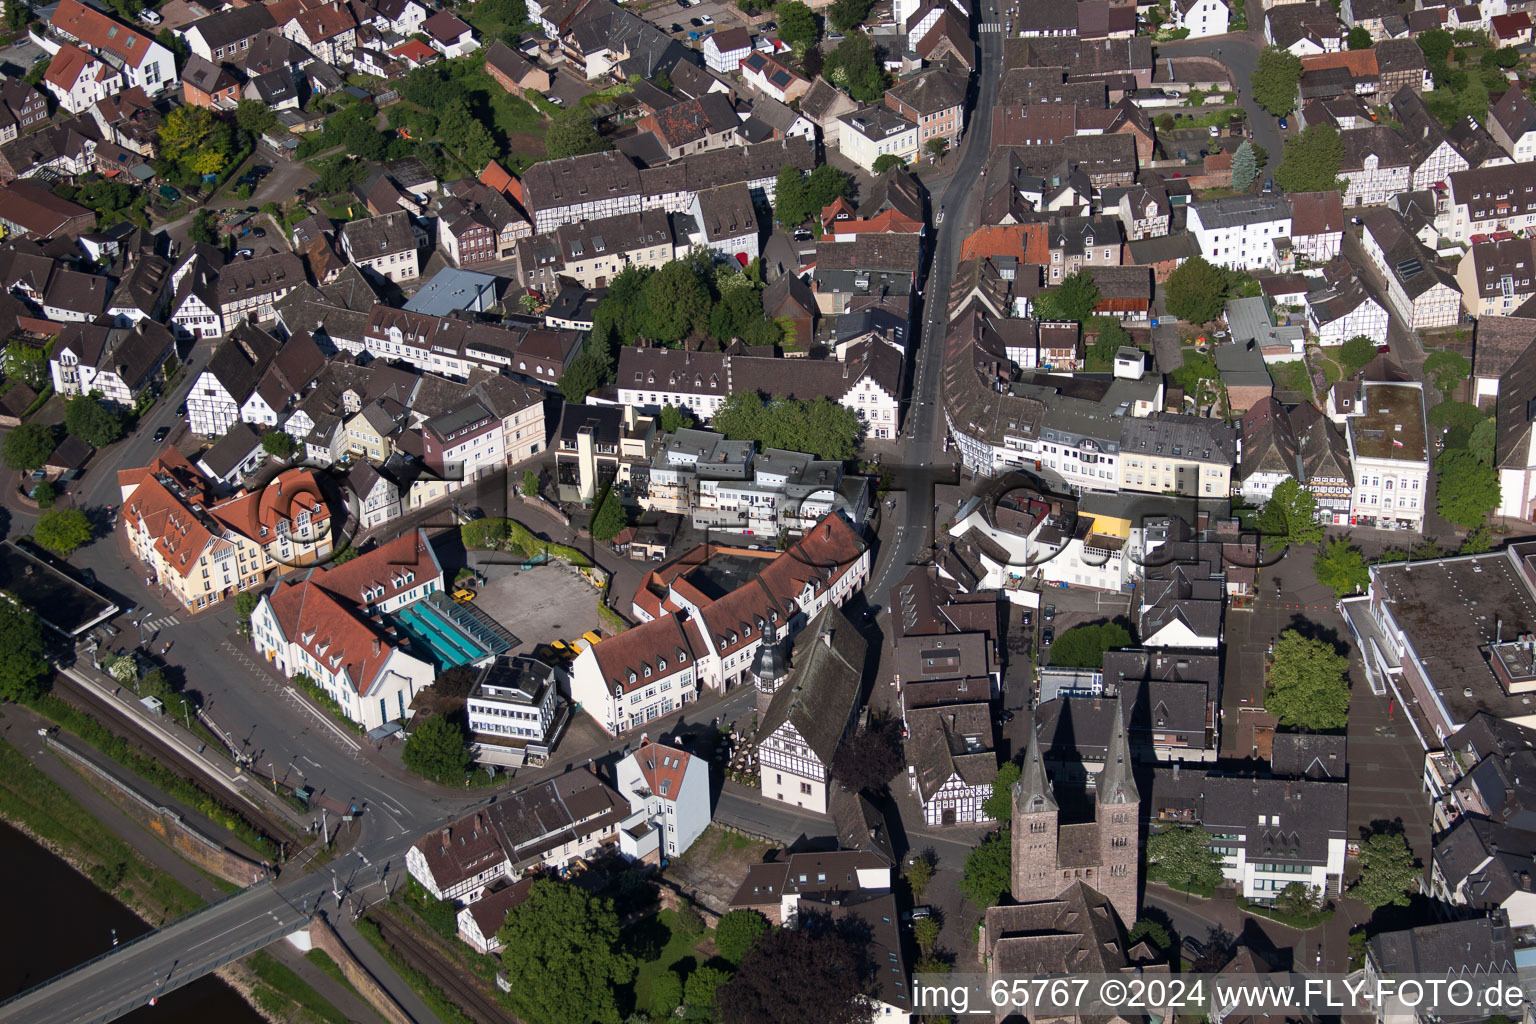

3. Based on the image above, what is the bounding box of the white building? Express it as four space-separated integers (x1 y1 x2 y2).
1173 0 1230 36
49 321 175 407
1447 164 1536 243
569 517 871 735
1187 196 1293 272
1330 378 1431 530
49 0 175 97
248 530 442 731
339 211 420 285
614 736 711 860
1306 276 1389 344
838 106 919 174
465 655 568 769
703 28 752 73
1359 209 1463 330
42 43 123 115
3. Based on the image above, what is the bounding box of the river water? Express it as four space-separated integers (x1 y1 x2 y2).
0 819 264 1024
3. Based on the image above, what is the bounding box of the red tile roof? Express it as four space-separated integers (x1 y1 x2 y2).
960 224 1051 265
52 0 156 68
44 43 99 90
632 737 693 803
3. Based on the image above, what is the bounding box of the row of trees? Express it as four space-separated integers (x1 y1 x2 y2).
711 391 864 461
559 255 793 403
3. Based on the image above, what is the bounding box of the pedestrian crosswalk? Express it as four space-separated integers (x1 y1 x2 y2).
141 614 180 632
979 20 1005 31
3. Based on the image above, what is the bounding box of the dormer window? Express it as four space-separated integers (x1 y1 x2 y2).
658 658 667 671
644 666 651 677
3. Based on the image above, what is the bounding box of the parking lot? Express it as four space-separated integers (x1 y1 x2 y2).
635 0 752 47
469 556 607 662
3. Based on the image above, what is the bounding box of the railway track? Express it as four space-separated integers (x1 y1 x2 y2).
373 913 521 1024
50 671 295 847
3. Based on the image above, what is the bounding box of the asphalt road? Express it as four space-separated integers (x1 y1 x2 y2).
1155 35 1286 176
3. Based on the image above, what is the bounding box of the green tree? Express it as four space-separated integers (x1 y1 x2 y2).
235 99 278 137
34 508 92 556
559 351 607 402
905 854 934 901
1035 270 1101 323
959 830 1011 909
983 760 1021 822
829 0 873 32
1276 124 1345 193
401 715 472 782
1339 335 1378 375
1171 351 1220 403
1437 448 1500 529
824 32 886 101
591 490 629 542
651 971 684 1018
715 909 771 964
1251 47 1303 116
64 394 125 447
1352 831 1419 909
684 965 731 1020
777 0 819 48
721 921 872 1024
871 153 905 174
1346 25 1373 48
261 430 297 459
1127 919 1172 954
1230 140 1258 190
545 108 610 160
0 602 48 702
498 878 634 1024
1461 525 1494 555
1470 417 1497 466
32 480 54 509
774 165 810 227
1164 255 1228 323
1423 350 1471 399
1147 825 1225 893
522 469 540 497
2 422 55 472
913 916 940 957
188 209 219 245
1429 400 1486 450
1048 622 1133 669
1257 478 1323 549
1088 317 1131 364
643 258 712 344
1265 629 1351 730
1275 881 1323 917
1418 28 1454 65
804 162 854 211
235 591 259 635
711 392 862 461
924 137 948 159
658 404 695 433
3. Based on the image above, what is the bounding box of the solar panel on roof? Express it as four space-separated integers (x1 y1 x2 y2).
1396 257 1423 278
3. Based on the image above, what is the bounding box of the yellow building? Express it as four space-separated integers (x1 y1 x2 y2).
119 447 336 612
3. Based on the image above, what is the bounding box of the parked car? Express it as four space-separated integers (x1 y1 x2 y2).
901 906 933 923
700 13 714 23
152 427 170 442
996 709 1015 725
677 0 689 7
234 248 255 258
1043 604 1056 621
547 94 564 106
1042 628 1054 646
1208 124 1220 136
670 22 683 31
138 8 162 24
1377 344 1391 353
1277 116 1288 129
1182 937 1205 961
690 16 702 24
251 227 266 237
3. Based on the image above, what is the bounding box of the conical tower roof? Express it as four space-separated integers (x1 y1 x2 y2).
1098 693 1140 806
1013 717 1058 814
752 632 789 684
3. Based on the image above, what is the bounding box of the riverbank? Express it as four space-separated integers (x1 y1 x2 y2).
0 733 359 1024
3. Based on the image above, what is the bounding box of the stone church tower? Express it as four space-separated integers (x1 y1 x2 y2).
1010 695 1141 926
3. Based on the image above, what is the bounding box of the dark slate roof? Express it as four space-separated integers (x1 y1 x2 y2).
1369 917 1516 976
757 603 866 765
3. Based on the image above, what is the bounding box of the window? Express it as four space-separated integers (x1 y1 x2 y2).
800 782 813 795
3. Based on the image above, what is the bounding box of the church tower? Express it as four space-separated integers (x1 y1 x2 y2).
1011 722 1060 903
1096 695 1142 926
752 627 791 715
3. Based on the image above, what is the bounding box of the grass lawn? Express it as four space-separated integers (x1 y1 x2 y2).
1269 360 1311 394
629 909 716 1013
246 951 349 1024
